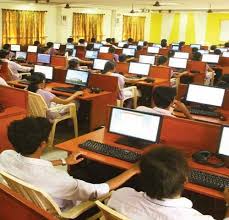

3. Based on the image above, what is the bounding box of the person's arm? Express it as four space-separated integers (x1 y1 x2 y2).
77 57 93 65
51 91 83 104
51 152 84 166
173 100 193 120
14 62 32 72
224 188 229 219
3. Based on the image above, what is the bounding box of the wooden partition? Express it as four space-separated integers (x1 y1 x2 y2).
0 62 11 81
116 62 129 74
27 52 37 64
53 67 67 83
149 66 171 80
181 45 192 53
76 46 86 59
219 57 229 67
98 53 114 60
159 48 169 56
51 55 67 68
187 60 206 74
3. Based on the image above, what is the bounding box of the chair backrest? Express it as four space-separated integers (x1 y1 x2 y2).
0 61 12 81
28 91 48 117
95 201 130 220
0 171 62 217
0 183 58 220
149 66 171 80
187 60 206 73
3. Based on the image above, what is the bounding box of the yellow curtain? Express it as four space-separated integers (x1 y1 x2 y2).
2 9 46 45
72 13 104 42
122 16 146 41
168 13 180 43
150 13 163 43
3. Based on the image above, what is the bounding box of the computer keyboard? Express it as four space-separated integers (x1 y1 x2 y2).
79 140 142 163
189 108 221 118
189 169 229 192
52 87 80 94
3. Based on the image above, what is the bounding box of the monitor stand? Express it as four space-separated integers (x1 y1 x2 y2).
115 136 151 149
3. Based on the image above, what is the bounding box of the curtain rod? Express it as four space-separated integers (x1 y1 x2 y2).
2 9 47 13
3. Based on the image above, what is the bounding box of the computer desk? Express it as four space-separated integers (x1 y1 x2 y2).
56 115 228 201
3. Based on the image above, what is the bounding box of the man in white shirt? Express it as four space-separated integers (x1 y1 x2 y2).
137 86 193 119
107 146 229 220
0 117 139 210
0 49 32 80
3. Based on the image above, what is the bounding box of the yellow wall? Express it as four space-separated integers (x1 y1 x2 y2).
149 13 162 43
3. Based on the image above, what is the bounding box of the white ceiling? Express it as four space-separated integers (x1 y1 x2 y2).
2 0 229 10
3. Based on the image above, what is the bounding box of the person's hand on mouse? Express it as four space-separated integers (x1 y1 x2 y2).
65 152 84 165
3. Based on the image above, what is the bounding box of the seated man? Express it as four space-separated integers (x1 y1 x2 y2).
137 86 192 119
0 117 139 210
107 146 229 220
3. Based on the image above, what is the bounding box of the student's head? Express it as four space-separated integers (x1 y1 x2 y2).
86 43 94 51
139 146 189 200
2 44 10 51
68 58 80 69
34 41 40 46
157 56 167 66
143 41 148 47
27 72 46 93
192 52 202 61
153 86 176 108
79 39 85 44
179 41 185 48
192 47 198 53
161 39 167 48
119 54 127 62
67 37 74 44
168 50 175 58
210 45 217 51
137 45 143 51
111 38 115 44
106 38 111 43
108 47 115 54
0 49 9 59
102 61 116 74
224 42 229 48
91 37 96 43
47 42 54 48
128 38 133 43
8 117 52 156
214 49 221 55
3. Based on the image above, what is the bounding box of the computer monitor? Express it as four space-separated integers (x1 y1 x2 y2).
138 41 144 46
34 65 53 80
128 62 150 76
190 44 201 50
101 40 107 45
147 46 160 54
99 47 110 53
37 53 51 64
174 52 189 59
218 126 229 157
186 84 225 107
118 41 127 48
153 44 162 48
94 43 103 49
139 55 155 65
53 43 61 50
222 52 229 57
201 54 220 64
198 50 209 55
171 45 179 51
66 44 75 49
93 58 109 70
85 50 98 59
168 57 187 69
11 44 20 52
122 48 136 57
128 45 137 50
15 51 27 60
108 107 163 148
65 69 90 88
27 45 38 53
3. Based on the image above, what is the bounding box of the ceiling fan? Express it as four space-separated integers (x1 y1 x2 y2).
152 1 180 7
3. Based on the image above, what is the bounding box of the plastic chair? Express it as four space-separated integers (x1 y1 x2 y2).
0 171 108 220
95 200 130 220
28 91 78 147
117 86 138 109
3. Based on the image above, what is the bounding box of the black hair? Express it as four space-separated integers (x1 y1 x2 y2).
8 117 52 156
192 47 198 53
153 86 176 108
68 58 79 69
102 61 115 74
108 47 115 53
27 72 46 93
216 74 229 89
0 49 9 58
119 54 127 62
123 44 128 48
192 52 202 61
128 38 133 43
179 41 185 49
2 44 10 50
67 37 74 43
168 50 175 58
210 45 217 51
66 49 74 56
86 43 94 51
79 39 85 44
214 49 221 55
139 146 189 200
161 39 167 48
34 41 40 46
91 37 96 43
111 38 115 44
157 56 167 65
106 38 111 43
224 42 229 48
143 41 148 46
46 42 54 48
137 45 143 51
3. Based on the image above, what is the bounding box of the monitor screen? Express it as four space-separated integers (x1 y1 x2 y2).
85 50 98 59
186 84 225 107
168 57 187 69
174 52 189 59
65 69 89 87
190 44 201 50
66 44 75 49
153 44 162 48
128 45 137 50
222 52 229 57
37 53 51 64
34 65 53 80
118 41 127 48
122 48 135 56
15 51 27 60
94 43 103 49
11 44 20 52
202 54 220 64
93 59 109 70
171 45 179 51
72 49 77 57
101 40 107 45
99 47 110 53
147 46 160 54
139 55 155 65
217 48 227 53
138 41 144 46
27 45 38 53
53 43 61 50
218 126 229 157
198 50 209 55
108 107 162 143
128 62 150 76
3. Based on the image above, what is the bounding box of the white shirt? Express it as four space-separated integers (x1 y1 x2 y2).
107 187 217 220
0 150 109 210
0 77 8 86
1 59 32 80
137 106 174 116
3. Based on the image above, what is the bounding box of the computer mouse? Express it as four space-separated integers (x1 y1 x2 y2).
219 115 226 121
